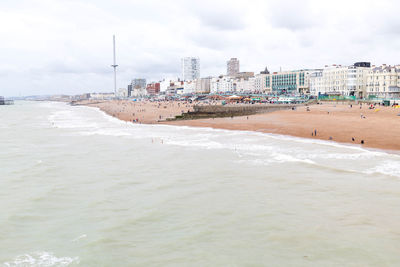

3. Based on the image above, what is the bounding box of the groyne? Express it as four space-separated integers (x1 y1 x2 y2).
170 104 300 120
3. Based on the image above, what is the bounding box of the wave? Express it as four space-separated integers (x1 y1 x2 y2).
3 252 79 266
45 102 400 178
364 161 400 177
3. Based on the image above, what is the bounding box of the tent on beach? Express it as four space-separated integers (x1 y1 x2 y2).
227 95 242 100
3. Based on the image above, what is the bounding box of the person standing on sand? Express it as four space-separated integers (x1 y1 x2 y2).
314 129 317 136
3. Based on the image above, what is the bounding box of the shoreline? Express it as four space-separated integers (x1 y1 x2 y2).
73 100 400 152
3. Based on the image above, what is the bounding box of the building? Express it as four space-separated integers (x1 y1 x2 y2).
366 64 400 98
182 57 200 81
254 74 269 93
265 69 319 95
313 63 370 98
131 88 147 97
116 88 129 98
90 93 115 100
227 58 240 76
127 84 132 97
183 80 196 94
253 67 270 93
195 77 211 93
233 72 254 80
210 76 234 93
309 71 324 96
166 81 184 95
131 78 146 90
260 66 270 75
146 82 160 95
235 77 256 93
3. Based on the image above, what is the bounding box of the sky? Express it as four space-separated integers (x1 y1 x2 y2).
1 0 400 97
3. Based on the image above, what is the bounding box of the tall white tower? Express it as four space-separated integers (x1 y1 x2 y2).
181 57 200 81
111 35 118 96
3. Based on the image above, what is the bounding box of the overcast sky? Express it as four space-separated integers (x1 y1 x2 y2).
1 0 400 96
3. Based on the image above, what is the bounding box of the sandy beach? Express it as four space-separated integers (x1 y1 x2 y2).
77 99 194 124
78 100 400 151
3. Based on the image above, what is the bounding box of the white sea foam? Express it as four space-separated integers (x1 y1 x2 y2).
46 102 400 179
3 252 79 267
364 161 400 177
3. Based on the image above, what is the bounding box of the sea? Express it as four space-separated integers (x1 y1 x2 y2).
1 101 400 266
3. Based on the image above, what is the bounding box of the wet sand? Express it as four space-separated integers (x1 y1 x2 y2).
79 100 400 151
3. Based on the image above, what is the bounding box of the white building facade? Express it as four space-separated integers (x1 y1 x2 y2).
309 63 371 97
210 76 234 93
181 57 200 81
366 65 400 98
183 80 196 94
254 74 269 93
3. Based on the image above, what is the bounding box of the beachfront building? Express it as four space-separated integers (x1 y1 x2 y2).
265 69 318 95
131 78 146 89
235 77 256 93
146 82 160 95
254 73 269 93
166 81 184 95
116 88 129 98
183 80 196 94
309 71 324 96
195 77 211 94
127 78 146 97
89 93 115 100
317 63 370 98
181 57 200 81
366 64 400 99
159 79 179 93
227 58 240 76
131 88 147 97
210 76 234 93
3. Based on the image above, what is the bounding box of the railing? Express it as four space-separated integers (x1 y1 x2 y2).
318 95 356 101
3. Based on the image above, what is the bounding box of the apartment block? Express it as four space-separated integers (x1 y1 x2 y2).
366 64 400 98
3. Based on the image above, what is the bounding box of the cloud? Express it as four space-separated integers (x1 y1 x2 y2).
1 0 400 97
185 0 247 31
267 1 317 31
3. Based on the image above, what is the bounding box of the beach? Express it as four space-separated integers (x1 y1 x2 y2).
74 99 195 124
77 100 400 151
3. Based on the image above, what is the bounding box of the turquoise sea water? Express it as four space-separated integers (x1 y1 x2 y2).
1 101 400 266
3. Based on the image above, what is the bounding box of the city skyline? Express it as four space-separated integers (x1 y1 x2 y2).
2 0 400 97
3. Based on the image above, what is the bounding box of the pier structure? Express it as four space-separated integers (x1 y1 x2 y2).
0 96 14 105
